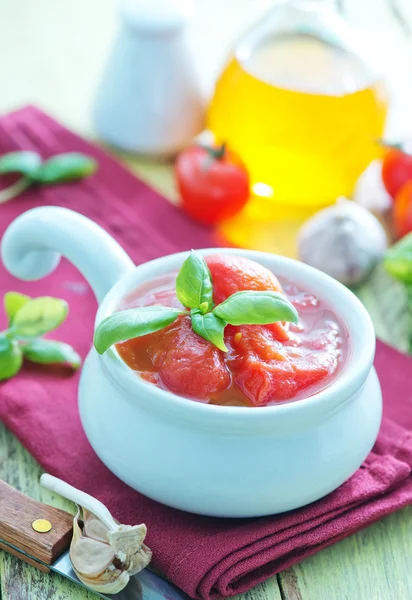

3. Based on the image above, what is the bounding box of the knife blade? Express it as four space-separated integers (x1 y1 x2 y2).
0 480 190 600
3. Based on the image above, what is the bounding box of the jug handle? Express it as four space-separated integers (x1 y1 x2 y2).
1 207 135 303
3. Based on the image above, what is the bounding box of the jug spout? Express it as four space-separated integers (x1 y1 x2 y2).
1 207 135 303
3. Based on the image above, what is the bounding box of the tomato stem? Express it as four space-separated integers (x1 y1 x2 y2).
377 139 408 153
200 143 226 161
209 143 226 160
200 143 227 173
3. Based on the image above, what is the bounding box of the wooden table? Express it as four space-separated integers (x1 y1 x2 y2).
1 0 412 598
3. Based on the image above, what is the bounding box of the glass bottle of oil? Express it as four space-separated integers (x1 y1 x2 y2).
208 0 388 257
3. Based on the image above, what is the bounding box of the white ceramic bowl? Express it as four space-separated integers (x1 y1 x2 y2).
1 208 382 518
83 248 381 517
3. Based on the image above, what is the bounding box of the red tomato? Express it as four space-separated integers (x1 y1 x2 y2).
175 144 250 226
206 254 289 342
381 148 412 199
394 180 412 238
226 325 332 406
206 254 282 302
119 316 231 399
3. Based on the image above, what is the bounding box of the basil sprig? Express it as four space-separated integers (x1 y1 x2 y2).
94 251 298 354
0 291 81 381
94 306 184 355
176 251 213 311
191 309 228 352
214 290 298 325
0 151 97 204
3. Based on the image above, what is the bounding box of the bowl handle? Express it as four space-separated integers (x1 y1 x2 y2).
1 206 134 302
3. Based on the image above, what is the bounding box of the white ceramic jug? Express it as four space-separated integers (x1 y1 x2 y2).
93 0 205 156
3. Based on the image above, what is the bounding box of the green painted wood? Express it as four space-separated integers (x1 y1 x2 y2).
278 507 412 600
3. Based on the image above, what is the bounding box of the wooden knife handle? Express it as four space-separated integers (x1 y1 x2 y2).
0 480 73 570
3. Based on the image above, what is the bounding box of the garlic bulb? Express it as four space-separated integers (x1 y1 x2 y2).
40 474 152 594
298 198 388 286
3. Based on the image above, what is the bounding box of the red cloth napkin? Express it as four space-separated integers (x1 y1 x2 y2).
1 107 412 600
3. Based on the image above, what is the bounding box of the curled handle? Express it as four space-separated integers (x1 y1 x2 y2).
1 206 134 303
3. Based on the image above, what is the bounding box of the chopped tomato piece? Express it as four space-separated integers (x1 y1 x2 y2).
206 254 288 340
206 254 283 303
148 316 231 398
226 324 335 406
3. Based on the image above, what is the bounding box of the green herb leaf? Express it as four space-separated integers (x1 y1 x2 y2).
34 153 97 184
4 291 31 325
199 301 209 314
94 306 183 355
12 297 69 338
191 309 228 352
22 339 81 370
0 335 23 380
214 290 298 326
384 233 412 283
176 251 213 310
0 151 42 177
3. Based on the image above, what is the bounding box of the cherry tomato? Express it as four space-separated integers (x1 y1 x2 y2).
381 148 412 199
175 144 250 226
394 180 412 238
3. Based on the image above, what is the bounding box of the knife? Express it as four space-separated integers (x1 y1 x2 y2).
0 480 190 600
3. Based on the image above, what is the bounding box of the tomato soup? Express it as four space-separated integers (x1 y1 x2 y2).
116 255 348 407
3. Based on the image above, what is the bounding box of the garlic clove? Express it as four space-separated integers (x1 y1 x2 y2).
108 524 152 575
83 508 112 543
40 474 152 594
72 568 131 595
71 508 115 577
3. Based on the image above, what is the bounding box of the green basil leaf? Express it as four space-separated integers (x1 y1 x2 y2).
0 151 42 177
4 291 31 325
33 153 97 184
176 251 213 310
214 290 298 326
191 309 228 352
22 339 81 370
0 335 23 381
384 233 412 283
12 297 69 338
94 305 182 355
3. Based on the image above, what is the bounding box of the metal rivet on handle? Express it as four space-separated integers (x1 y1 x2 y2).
32 519 52 533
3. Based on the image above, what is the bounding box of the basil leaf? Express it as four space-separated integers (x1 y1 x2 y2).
34 153 97 184
176 251 213 310
22 339 81 370
4 291 31 325
0 335 23 381
191 309 228 352
0 151 42 177
94 305 182 355
12 297 69 338
384 233 412 283
214 290 298 326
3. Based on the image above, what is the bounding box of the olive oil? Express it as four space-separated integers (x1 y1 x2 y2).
208 34 388 256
